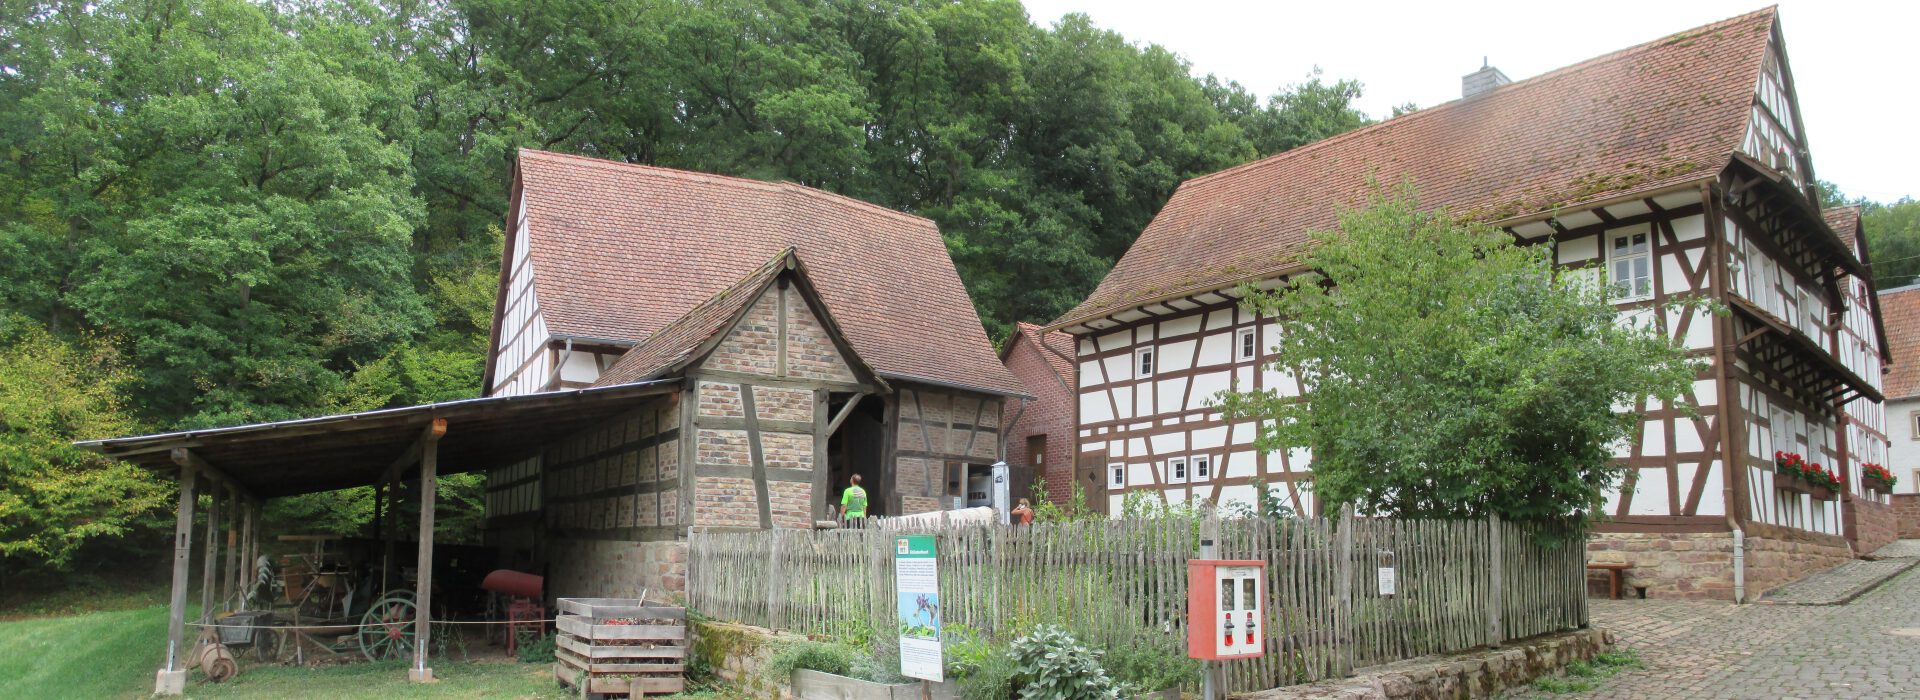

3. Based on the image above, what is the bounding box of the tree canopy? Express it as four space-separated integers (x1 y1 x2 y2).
1215 186 1702 525
0 0 1374 567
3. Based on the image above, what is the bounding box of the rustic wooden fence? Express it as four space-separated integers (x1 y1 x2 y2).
687 507 1585 693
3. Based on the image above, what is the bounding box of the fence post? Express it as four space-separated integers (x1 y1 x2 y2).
1336 503 1354 676
767 530 786 631
1487 513 1503 648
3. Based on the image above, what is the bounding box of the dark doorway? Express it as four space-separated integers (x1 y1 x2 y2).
826 393 887 517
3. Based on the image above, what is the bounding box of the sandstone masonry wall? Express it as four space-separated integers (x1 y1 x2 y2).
1894 494 1920 538
1852 497 1899 555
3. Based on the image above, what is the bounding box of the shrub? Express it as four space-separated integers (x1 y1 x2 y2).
516 632 556 664
763 640 859 682
1102 639 1200 693
1008 625 1120 700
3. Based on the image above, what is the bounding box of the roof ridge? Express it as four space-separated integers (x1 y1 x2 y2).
1183 5 1778 190
520 148 933 226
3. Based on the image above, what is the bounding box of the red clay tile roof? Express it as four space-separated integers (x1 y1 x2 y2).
514 149 1023 396
1052 7 1779 328
1005 322 1077 386
592 249 791 387
1824 205 1863 254
1881 285 1920 400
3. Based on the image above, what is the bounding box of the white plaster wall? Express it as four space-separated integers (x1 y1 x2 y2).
1890 398 1920 494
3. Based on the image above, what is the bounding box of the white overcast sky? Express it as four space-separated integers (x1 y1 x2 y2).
1020 0 1916 202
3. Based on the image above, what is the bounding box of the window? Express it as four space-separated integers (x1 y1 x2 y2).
1237 327 1258 361
1192 454 1212 482
1109 464 1126 489
1910 411 1919 441
1608 230 1652 300
1135 346 1156 378
1168 457 1188 484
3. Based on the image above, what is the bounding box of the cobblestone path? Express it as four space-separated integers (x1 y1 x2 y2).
1558 559 1920 699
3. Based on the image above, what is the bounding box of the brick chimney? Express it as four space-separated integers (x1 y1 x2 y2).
1462 58 1510 98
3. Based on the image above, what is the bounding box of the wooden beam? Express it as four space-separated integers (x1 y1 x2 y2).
199 475 223 625
170 448 257 503
381 418 449 486
825 393 868 437
156 462 198 694
742 384 772 529
813 388 830 523
410 434 439 682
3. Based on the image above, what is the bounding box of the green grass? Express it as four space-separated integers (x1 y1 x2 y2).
1524 648 1645 695
0 603 571 699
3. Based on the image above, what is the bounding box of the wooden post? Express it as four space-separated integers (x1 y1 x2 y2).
1200 510 1224 700
1335 503 1354 676
237 496 254 611
201 478 224 625
156 463 199 695
222 483 238 610
1487 513 1504 648
410 427 441 683
767 531 786 631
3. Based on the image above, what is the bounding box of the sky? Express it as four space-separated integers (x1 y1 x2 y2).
1019 0 1916 202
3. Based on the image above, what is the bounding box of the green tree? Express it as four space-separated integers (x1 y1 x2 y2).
0 318 169 577
1215 185 1701 524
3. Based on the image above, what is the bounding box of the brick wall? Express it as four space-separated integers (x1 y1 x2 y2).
892 386 1001 513
1895 494 1920 537
1001 331 1077 505
784 290 857 383
694 476 761 528
705 291 781 376
1852 497 1899 555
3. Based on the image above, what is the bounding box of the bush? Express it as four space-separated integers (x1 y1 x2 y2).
1009 625 1120 700
1102 639 1200 693
946 625 1019 700
516 632 556 663
763 640 859 682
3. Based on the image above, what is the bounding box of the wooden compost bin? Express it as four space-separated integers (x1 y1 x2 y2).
553 597 687 697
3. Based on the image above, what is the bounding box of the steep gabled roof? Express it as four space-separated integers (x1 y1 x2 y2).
1881 284 1920 401
591 249 884 389
1003 322 1077 388
1825 205 1864 255
1052 7 1780 329
507 149 1023 396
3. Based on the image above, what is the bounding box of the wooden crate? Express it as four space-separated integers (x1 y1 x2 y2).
553 597 688 697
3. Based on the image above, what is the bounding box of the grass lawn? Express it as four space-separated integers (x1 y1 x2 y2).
0 603 570 699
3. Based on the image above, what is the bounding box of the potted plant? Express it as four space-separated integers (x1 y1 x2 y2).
1863 463 1898 496
1773 451 1840 501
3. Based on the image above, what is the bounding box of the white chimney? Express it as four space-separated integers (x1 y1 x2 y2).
1462 57 1510 98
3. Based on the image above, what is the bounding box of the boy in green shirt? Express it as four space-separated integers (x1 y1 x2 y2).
839 474 868 523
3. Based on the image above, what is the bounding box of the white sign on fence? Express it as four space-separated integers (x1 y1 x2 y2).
894 534 943 682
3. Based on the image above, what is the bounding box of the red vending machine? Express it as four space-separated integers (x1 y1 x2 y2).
1186 559 1266 660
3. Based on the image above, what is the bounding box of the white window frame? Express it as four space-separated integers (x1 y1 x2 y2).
1910 411 1920 441
1236 327 1258 362
1607 228 1653 302
1135 346 1156 378
1109 463 1126 490
1192 454 1212 482
1167 457 1188 485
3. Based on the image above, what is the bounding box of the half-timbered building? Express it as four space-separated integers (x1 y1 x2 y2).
1046 7 1888 599
481 150 1026 597
1879 284 1920 494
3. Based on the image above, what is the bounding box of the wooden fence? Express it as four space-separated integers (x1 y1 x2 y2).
687 507 1586 693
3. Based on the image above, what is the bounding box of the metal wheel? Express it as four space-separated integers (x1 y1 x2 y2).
358 594 418 662
252 628 281 662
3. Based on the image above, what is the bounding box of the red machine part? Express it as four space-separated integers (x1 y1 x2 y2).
481 569 544 599
482 570 547 656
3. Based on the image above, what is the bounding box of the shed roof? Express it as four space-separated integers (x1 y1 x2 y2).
1052 7 1781 329
508 149 1023 397
76 382 677 497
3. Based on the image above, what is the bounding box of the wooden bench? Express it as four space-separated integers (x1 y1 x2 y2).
1587 562 1633 600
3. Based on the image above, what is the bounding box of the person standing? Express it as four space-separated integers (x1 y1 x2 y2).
1011 497 1035 525
838 474 868 526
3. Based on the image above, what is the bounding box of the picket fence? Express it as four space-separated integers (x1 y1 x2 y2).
686 508 1586 693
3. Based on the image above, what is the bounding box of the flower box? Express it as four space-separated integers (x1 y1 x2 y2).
1775 472 1837 502
1863 463 1898 496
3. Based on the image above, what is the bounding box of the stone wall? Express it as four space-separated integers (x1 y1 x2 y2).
1238 628 1613 700
1741 530 1853 598
1585 531 1734 599
1852 497 1899 555
1894 494 1920 538
546 539 689 601
691 621 803 699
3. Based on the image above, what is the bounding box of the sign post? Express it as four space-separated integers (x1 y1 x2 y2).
894 534 943 683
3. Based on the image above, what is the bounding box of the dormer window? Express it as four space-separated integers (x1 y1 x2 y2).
1608 230 1652 301
1135 346 1155 378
